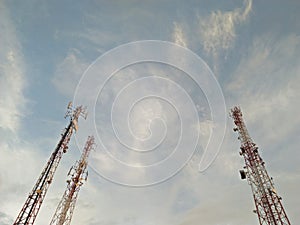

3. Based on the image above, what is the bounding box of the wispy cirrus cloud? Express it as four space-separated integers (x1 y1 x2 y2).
172 22 188 48
52 48 88 97
199 0 252 56
227 33 300 142
0 2 45 222
0 1 27 133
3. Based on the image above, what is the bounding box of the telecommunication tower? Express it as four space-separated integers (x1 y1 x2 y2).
14 102 87 225
49 136 95 225
230 106 291 225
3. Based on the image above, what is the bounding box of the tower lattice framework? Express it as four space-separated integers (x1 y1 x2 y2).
49 136 95 225
14 102 87 225
230 106 291 225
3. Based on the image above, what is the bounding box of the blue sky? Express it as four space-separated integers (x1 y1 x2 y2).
0 0 299 224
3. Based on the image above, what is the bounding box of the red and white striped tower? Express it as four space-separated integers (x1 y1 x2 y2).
230 106 291 225
49 136 95 225
14 102 87 225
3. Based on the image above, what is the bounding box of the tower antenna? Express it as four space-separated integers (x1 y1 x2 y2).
14 102 87 225
230 106 291 225
50 136 95 225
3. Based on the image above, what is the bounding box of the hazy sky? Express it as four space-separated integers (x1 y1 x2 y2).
0 0 299 224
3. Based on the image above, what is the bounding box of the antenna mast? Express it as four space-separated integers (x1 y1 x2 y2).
14 102 87 225
230 106 291 225
50 136 95 225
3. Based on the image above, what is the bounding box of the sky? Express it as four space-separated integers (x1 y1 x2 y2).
0 0 299 224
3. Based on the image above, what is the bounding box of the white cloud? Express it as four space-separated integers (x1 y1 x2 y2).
199 0 252 56
178 190 255 225
52 48 89 97
0 211 12 225
3 1 298 224
172 22 188 48
0 2 27 133
0 141 47 222
65 178 179 225
0 2 34 221
227 34 300 144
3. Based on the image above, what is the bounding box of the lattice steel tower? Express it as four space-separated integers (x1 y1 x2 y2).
50 136 95 225
14 102 87 225
230 106 291 225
